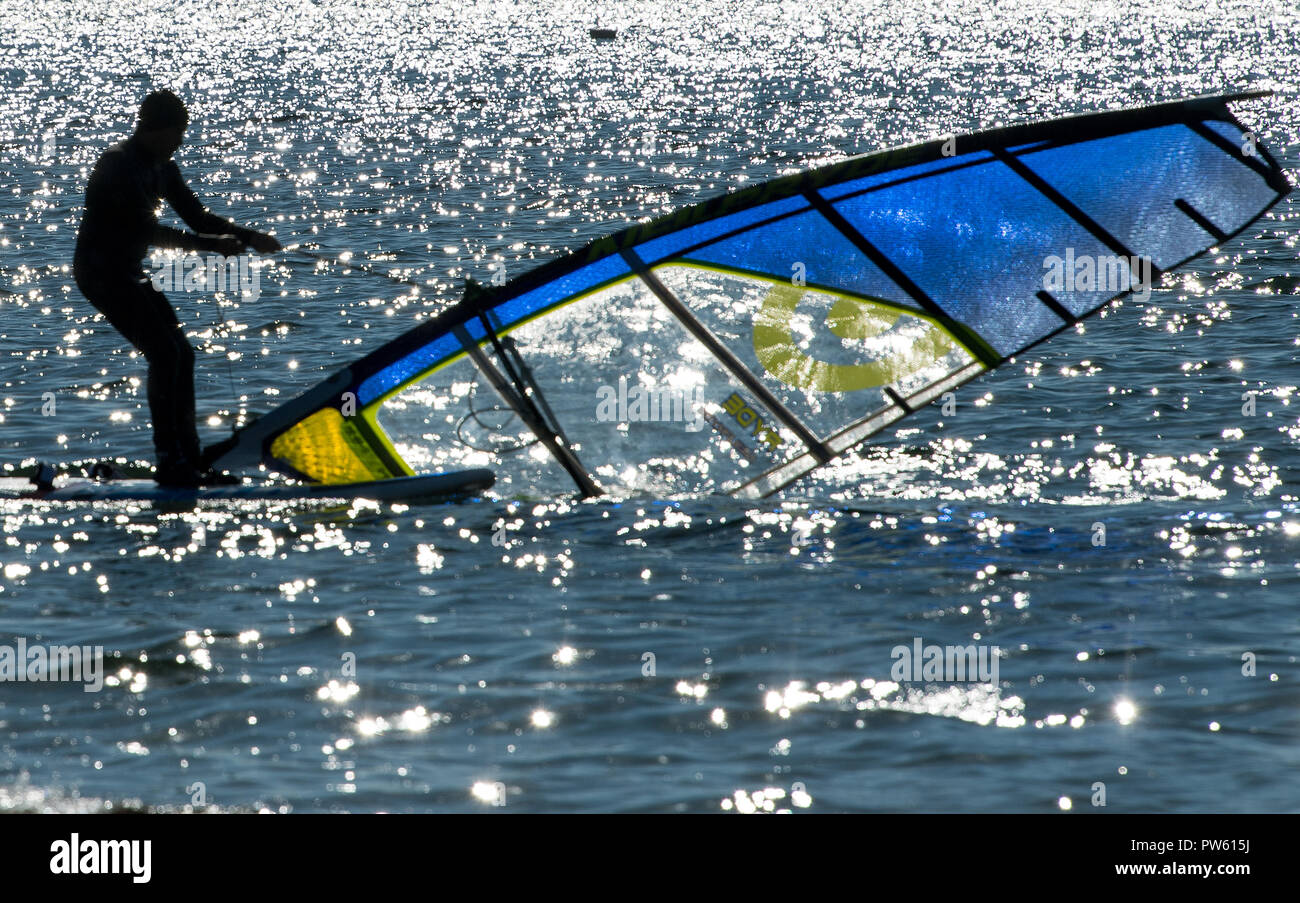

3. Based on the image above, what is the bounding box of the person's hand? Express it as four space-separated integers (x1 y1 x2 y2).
248 232 282 254
212 235 246 257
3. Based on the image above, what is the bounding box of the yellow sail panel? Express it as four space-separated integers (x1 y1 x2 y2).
268 407 408 483
751 282 960 393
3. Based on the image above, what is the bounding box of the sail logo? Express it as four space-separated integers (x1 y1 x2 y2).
595 376 706 431
753 284 955 392
721 392 781 451
1042 250 1153 302
150 252 261 301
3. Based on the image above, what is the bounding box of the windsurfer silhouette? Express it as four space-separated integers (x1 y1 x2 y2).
74 90 281 486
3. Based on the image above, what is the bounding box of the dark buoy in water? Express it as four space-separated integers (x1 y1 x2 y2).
590 28 617 40
88 460 118 482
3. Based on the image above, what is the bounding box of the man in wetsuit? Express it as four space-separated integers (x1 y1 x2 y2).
74 90 281 486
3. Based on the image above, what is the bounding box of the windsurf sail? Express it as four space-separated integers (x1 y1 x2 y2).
210 91 1292 497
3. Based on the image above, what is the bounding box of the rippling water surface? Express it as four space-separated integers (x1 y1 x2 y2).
1 0 1299 812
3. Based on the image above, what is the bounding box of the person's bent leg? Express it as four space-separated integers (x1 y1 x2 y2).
77 268 203 484
143 331 202 484
134 288 202 484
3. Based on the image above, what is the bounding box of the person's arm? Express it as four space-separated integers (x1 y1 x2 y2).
153 222 229 255
162 162 281 254
88 150 206 252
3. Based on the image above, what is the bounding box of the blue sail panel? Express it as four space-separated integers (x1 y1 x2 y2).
1013 122 1282 270
680 209 923 313
633 195 810 264
820 151 994 201
829 158 1103 354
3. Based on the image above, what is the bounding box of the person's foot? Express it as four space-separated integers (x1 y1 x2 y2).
155 456 202 488
197 469 241 487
